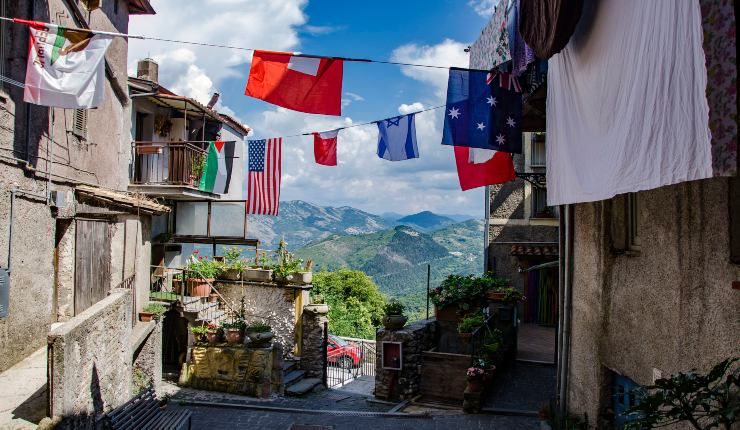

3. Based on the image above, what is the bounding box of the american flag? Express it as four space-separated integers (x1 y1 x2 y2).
247 138 282 215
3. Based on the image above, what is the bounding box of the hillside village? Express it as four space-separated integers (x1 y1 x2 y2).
0 1 737 430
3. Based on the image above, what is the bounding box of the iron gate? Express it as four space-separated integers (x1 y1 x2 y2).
323 328 376 389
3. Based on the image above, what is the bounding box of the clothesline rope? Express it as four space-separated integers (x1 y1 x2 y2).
0 16 485 72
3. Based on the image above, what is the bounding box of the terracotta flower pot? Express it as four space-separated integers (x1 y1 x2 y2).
435 305 461 323
205 331 219 345
139 312 154 322
224 329 243 345
466 376 484 393
488 291 506 302
187 278 213 297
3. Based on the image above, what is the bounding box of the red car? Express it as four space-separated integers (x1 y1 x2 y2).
327 334 363 369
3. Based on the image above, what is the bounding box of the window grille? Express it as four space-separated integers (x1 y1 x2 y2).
530 134 546 167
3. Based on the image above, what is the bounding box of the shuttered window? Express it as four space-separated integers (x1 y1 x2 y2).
73 109 88 140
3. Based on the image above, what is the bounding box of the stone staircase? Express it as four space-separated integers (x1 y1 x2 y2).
283 358 322 396
179 295 228 325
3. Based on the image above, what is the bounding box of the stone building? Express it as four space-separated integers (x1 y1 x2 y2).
485 133 559 326
0 0 163 425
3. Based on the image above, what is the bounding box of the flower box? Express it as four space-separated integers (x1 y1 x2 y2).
434 305 461 323
187 278 213 297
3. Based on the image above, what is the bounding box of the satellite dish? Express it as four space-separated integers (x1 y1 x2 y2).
0 267 8 319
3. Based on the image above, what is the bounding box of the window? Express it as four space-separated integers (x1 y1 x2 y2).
530 133 546 167
627 193 640 251
73 109 88 140
532 187 558 218
175 201 247 238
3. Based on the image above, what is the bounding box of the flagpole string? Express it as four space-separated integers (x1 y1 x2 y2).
0 16 486 72
279 104 446 139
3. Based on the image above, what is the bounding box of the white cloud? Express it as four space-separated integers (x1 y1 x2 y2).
390 39 470 100
468 0 499 17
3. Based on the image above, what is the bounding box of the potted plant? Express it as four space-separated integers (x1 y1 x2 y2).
139 303 166 322
381 299 408 330
204 323 219 345
220 246 244 281
191 153 206 184
272 240 303 283
190 323 210 343
292 258 313 284
245 321 274 347
488 287 525 303
458 313 485 341
243 251 273 281
466 366 486 392
221 320 246 345
185 250 221 296
305 294 329 314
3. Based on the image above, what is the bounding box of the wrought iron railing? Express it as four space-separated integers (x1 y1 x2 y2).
132 141 209 186
325 334 377 389
469 313 497 365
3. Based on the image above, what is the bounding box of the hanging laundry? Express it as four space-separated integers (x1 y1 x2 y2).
15 19 113 108
198 141 236 194
469 2 511 70
312 130 339 166
376 114 419 161
246 138 282 215
454 147 515 191
442 68 522 153
245 50 343 116
519 0 583 59
506 0 536 76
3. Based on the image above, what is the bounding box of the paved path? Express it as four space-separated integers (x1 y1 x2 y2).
0 347 47 430
482 361 556 412
171 403 540 429
517 323 556 363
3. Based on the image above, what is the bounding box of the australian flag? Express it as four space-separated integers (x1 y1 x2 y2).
441 68 522 153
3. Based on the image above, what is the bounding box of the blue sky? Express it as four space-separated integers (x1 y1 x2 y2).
129 0 494 217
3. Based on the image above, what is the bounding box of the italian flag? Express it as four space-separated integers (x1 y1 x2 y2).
198 141 236 194
16 19 113 109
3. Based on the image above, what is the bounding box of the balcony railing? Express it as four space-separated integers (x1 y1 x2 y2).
132 141 209 187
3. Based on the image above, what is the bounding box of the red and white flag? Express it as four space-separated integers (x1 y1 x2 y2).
247 138 282 215
454 147 515 191
245 50 343 115
312 130 339 166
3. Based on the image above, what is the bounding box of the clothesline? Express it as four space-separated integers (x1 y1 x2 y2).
280 105 445 139
0 16 486 72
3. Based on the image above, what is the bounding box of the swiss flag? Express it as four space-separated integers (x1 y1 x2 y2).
245 50 343 116
454 146 515 191
312 130 339 166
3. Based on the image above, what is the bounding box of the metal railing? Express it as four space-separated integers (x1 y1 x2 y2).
470 313 497 365
132 141 209 186
326 334 377 389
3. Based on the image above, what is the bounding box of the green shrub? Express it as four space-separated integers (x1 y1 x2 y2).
458 313 485 333
246 322 271 333
144 303 167 320
384 299 405 315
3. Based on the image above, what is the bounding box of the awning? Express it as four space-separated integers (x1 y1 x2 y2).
519 260 559 272
76 185 170 215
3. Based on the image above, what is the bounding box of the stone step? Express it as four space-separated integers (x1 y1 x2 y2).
282 359 299 373
195 309 226 324
283 369 306 387
183 300 218 313
179 295 203 305
285 377 322 396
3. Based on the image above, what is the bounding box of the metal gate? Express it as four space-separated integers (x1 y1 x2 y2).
324 328 376 389
74 219 111 315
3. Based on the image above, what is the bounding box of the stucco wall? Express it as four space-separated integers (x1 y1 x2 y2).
568 178 740 423
48 289 132 418
214 281 305 355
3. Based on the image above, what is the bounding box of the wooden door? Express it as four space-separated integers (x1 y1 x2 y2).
74 219 111 315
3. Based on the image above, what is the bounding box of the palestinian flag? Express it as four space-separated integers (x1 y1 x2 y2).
15 19 113 108
198 141 236 194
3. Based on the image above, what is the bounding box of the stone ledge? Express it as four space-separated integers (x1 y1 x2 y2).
48 289 130 339
214 280 313 290
129 321 156 351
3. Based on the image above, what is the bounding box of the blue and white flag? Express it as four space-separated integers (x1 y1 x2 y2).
441 68 522 153
377 114 419 161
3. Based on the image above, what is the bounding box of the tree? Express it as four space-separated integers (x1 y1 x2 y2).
311 269 386 339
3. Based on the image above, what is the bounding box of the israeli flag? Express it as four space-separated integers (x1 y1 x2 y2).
376 114 419 161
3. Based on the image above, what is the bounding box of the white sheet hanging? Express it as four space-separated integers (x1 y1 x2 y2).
546 0 713 206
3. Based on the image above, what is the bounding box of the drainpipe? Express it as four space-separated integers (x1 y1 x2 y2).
557 204 574 420
6 188 15 274
483 185 490 273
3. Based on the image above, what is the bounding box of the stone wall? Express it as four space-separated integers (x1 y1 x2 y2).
568 178 740 424
215 281 309 356
375 319 436 401
48 289 132 419
300 304 328 377
180 345 275 398
132 322 162 393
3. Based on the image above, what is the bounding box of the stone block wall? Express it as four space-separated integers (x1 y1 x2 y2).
180 345 275 398
215 281 308 356
48 289 132 419
300 304 328 377
375 319 436 401
132 322 162 393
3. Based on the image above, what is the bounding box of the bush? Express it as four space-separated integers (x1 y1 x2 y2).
458 313 485 333
144 303 167 321
246 322 271 333
431 273 508 309
312 269 386 339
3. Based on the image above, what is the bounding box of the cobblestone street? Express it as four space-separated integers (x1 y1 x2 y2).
170 403 540 429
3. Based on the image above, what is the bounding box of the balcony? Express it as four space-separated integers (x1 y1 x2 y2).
129 141 221 200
